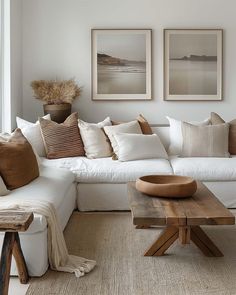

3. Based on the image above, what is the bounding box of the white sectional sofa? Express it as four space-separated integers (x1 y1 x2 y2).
2 125 236 277
41 126 236 211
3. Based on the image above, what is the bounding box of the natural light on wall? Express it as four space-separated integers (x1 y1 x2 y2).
0 0 11 133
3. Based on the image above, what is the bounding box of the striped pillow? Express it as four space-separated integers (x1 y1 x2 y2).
40 112 85 159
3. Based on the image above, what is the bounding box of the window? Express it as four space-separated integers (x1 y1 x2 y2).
0 0 11 133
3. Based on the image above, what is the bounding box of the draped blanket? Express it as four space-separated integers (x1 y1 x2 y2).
0 200 96 277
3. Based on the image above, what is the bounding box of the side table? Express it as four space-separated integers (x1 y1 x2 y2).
0 211 33 295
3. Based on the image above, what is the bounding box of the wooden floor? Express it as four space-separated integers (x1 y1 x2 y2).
26 212 236 295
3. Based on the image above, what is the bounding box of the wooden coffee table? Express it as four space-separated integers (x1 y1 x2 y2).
128 181 235 257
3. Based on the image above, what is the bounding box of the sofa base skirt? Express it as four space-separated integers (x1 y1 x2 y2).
77 181 236 211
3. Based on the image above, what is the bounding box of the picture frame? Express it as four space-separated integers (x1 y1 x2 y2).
164 29 223 101
91 29 152 101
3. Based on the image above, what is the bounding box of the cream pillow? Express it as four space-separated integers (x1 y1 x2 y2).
104 120 142 154
16 114 51 157
114 133 168 162
166 116 210 155
78 117 112 159
181 122 229 157
0 176 9 196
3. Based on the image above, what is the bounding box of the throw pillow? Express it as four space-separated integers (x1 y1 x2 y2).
0 129 39 190
211 112 236 155
112 114 153 135
16 114 51 157
114 133 168 162
104 120 142 155
166 116 210 155
0 177 9 196
181 122 229 157
40 112 85 159
78 117 113 159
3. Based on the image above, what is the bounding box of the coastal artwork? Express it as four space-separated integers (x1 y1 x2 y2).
164 29 223 101
92 29 152 100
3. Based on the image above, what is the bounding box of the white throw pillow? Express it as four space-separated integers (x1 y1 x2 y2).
16 114 50 157
78 117 112 159
166 116 210 155
114 133 168 162
0 176 9 196
104 120 142 154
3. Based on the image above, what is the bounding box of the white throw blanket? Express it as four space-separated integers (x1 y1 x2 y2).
0 199 96 277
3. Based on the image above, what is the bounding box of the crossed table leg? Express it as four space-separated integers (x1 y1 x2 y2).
144 225 223 257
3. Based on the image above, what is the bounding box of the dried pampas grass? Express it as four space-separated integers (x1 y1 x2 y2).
31 79 81 105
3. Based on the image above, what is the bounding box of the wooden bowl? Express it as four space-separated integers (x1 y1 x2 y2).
135 175 197 198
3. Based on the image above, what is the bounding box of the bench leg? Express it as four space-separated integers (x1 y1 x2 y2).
0 232 15 295
13 233 29 284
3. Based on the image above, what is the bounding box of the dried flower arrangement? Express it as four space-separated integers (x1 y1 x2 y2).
31 79 81 105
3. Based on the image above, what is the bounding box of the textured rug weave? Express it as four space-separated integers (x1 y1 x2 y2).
27 212 236 295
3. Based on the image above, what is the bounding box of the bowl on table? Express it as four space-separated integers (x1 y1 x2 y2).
135 175 197 198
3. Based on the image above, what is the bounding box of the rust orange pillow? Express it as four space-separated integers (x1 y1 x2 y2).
0 129 39 190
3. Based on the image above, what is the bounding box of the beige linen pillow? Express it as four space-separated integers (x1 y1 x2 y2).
181 122 229 157
166 116 210 155
104 120 142 155
114 133 168 162
40 112 85 159
112 114 153 135
211 112 236 155
78 117 112 159
0 176 9 196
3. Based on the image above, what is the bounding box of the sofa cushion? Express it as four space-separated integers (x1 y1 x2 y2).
170 156 236 181
16 114 51 157
181 122 229 157
2 166 75 208
114 133 168 161
78 117 112 159
211 112 236 155
41 156 173 183
0 129 40 190
40 112 85 159
0 166 75 235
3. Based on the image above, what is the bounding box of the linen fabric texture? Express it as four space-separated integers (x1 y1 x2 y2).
166 116 210 155
114 133 168 161
78 117 113 159
104 120 142 155
16 114 51 157
0 129 39 190
211 112 236 155
181 122 230 158
40 112 85 159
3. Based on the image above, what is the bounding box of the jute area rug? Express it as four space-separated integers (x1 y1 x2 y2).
27 212 236 295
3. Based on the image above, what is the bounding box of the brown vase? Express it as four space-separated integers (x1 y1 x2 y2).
43 103 72 123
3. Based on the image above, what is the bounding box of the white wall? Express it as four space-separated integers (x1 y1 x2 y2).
11 0 22 128
22 0 236 124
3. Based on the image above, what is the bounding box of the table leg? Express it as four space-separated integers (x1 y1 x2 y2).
12 233 29 284
190 226 223 257
144 225 224 257
0 232 15 295
144 226 179 256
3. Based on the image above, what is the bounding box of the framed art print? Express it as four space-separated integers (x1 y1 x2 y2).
164 29 223 101
92 29 152 100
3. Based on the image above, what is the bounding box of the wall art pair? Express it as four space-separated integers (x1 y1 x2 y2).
91 29 223 101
